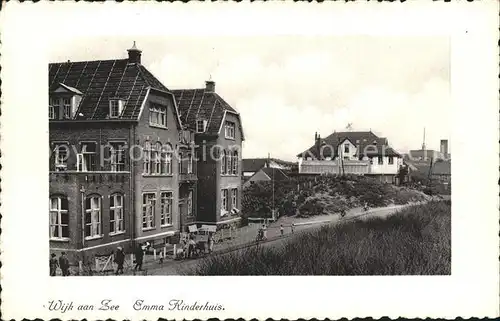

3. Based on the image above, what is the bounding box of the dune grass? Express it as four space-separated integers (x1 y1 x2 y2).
188 201 451 275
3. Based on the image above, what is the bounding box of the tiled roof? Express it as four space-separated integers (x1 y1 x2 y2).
242 158 297 173
261 167 290 181
48 59 169 120
171 88 239 136
298 131 401 158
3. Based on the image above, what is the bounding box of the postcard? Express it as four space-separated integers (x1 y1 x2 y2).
0 1 498 319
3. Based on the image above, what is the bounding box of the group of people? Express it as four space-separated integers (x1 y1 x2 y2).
180 233 215 259
113 242 148 275
257 223 296 241
49 252 70 276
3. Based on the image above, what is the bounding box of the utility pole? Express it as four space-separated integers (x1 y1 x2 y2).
427 157 434 194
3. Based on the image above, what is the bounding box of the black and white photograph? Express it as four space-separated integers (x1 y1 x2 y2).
1 2 498 320
47 36 452 276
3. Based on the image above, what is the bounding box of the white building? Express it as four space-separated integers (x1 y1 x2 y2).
297 131 403 183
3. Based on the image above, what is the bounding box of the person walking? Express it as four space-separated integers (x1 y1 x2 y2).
291 223 295 234
49 253 59 276
280 224 284 237
114 246 125 275
188 237 197 258
59 252 70 276
262 224 267 240
208 233 215 254
134 244 144 271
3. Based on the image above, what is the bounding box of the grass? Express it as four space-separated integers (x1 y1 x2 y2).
188 201 451 275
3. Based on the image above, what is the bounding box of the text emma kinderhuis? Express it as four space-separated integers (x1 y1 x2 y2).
45 299 225 313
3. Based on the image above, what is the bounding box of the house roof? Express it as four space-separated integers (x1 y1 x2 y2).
298 131 401 158
261 167 290 181
48 58 170 120
171 88 243 138
411 160 451 176
242 158 297 173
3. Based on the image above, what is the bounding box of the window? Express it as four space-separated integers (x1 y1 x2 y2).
109 142 125 172
187 190 193 217
160 192 173 226
109 99 123 118
49 196 69 239
369 157 373 165
78 142 97 172
344 144 350 153
153 142 162 174
142 193 156 229
226 151 232 175
378 156 383 165
143 141 151 174
196 120 207 133
221 150 227 174
149 104 167 127
388 157 394 165
85 196 102 238
63 98 72 119
178 152 184 174
54 144 68 171
231 188 238 210
221 189 228 216
164 144 173 175
110 194 124 234
225 121 235 139
49 98 59 119
187 153 193 174
232 151 238 175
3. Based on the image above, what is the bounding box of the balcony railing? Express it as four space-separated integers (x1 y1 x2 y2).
299 160 370 175
50 171 130 185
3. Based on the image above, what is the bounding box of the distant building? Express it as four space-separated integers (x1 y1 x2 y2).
243 167 290 189
297 130 402 183
242 157 297 179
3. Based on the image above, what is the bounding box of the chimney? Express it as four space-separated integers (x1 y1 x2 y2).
315 133 321 160
205 80 215 92
440 139 449 159
127 41 142 64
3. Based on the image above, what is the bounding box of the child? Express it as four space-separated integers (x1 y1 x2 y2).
49 253 59 276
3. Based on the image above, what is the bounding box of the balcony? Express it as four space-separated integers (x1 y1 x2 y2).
299 160 370 175
50 171 130 185
179 172 197 183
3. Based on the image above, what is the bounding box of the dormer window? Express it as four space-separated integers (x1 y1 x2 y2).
49 96 77 120
196 119 208 133
109 99 124 118
149 104 167 127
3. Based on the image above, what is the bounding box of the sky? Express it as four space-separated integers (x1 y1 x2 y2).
49 36 451 161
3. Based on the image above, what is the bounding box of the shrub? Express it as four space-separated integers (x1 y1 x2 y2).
189 201 451 275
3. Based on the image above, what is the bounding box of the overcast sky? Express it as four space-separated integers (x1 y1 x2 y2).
49 36 451 161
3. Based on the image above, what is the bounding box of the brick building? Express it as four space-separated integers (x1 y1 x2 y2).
49 43 198 259
172 81 244 228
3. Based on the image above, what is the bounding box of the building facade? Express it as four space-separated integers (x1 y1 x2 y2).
297 131 403 183
172 81 244 228
49 44 198 258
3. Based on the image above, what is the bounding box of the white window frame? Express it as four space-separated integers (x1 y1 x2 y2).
231 188 238 210
232 151 238 175
221 150 227 174
196 120 207 133
63 98 72 119
109 194 125 234
344 144 350 153
225 121 235 139
388 156 394 165
187 153 193 174
142 192 156 230
85 196 102 239
221 189 228 216
187 190 194 217
49 196 69 240
49 97 60 119
143 141 151 175
378 156 384 165
109 142 126 172
49 105 55 120
160 191 173 226
78 142 98 172
109 99 123 118
149 104 167 127
164 144 173 175
226 151 232 175
54 143 68 171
